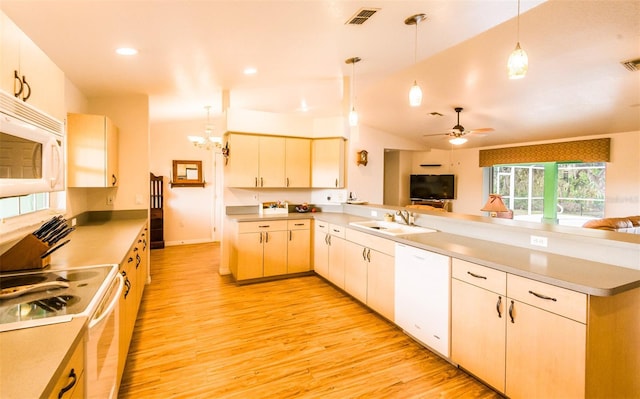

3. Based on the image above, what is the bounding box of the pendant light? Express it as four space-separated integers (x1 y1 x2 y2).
188 106 222 150
405 14 427 107
345 56 361 127
507 0 528 79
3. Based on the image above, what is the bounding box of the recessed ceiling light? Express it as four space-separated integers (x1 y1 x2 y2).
244 67 257 75
116 47 138 56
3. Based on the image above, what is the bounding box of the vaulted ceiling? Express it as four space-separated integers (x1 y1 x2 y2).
2 1 639 149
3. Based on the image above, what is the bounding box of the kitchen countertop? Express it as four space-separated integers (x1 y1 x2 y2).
0 215 147 398
0 318 86 398
232 212 640 296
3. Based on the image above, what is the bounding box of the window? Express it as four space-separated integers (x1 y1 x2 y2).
491 162 605 226
0 193 50 219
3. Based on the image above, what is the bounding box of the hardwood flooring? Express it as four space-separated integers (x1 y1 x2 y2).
118 242 500 399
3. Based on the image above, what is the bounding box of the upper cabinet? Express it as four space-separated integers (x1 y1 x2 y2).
285 137 310 188
67 113 119 188
0 12 65 120
312 138 345 188
224 133 312 188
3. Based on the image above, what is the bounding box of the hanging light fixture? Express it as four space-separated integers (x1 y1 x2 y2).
507 0 528 79
188 105 222 150
405 14 427 107
345 56 361 127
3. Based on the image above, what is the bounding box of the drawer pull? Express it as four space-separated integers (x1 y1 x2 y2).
529 290 557 302
258 225 270 228
332 228 340 233
58 368 77 398
467 271 487 280
496 296 502 318
294 223 305 226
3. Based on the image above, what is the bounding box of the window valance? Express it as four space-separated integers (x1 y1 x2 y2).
478 138 610 167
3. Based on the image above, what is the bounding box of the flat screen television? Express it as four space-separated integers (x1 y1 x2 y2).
410 174 456 200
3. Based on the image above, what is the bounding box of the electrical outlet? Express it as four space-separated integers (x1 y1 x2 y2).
106 195 114 205
530 235 548 247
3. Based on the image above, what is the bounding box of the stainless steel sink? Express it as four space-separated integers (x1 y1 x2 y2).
348 220 436 236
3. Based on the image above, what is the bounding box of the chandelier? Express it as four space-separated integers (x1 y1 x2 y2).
188 105 222 150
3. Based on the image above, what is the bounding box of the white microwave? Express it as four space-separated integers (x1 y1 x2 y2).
0 90 65 198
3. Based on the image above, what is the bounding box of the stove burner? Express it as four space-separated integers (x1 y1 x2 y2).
0 275 48 289
31 295 79 312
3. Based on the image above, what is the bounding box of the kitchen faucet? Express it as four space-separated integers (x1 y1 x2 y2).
396 210 412 225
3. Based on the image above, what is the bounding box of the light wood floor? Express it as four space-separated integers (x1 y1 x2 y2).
119 243 501 398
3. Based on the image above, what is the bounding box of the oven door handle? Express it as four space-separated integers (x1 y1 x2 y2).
89 274 124 329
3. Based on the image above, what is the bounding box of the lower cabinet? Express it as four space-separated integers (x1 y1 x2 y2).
117 225 149 387
313 221 329 278
344 228 395 321
236 220 288 280
287 219 311 273
395 243 450 357
48 337 84 399
452 258 640 398
451 259 507 392
232 218 313 282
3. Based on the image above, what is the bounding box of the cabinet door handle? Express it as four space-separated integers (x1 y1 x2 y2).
335 178 338 187
528 290 557 302
260 177 264 187
289 230 292 241
255 177 258 187
362 247 367 261
136 253 141 268
366 248 371 262
265 232 269 243
57 368 77 399
259 232 263 244
112 174 117 186
327 234 331 246
286 177 290 187
467 271 487 280
496 296 503 318
13 70 23 98
21 75 31 101
509 300 515 323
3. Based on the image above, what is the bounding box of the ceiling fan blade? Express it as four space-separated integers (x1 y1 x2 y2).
468 127 494 134
422 132 452 137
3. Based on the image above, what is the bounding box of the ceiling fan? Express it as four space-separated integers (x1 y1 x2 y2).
424 107 494 145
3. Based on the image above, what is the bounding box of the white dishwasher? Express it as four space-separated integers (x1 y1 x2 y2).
395 243 450 358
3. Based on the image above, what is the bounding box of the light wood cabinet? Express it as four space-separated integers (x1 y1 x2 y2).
67 113 119 187
451 260 507 392
345 228 395 320
117 225 148 387
235 220 288 280
287 219 311 273
285 137 311 187
48 337 84 399
505 274 586 399
312 138 346 188
0 11 65 120
224 134 286 187
450 258 640 399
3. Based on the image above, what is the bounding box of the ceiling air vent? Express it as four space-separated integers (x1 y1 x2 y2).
620 58 640 71
346 8 380 25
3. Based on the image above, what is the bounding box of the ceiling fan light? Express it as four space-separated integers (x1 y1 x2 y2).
409 81 423 107
449 137 468 145
508 42 528 79
349 107 359 127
